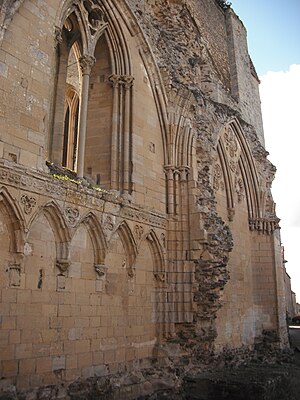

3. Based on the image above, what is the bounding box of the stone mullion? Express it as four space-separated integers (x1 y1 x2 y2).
175 167 193 324
174 169 180 216
164 163 177 333
119 81 125 192
122 76 134 194
179 167 190 255
167 218 177 335
66 102 73 170
109 75 121 190
51 40 69 165
164 166 175 215
179 167 193 322
77 55 96 179
174 169 184 323
165 166 192 324
66 97 77 170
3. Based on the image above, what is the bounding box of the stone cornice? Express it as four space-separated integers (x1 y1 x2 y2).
249 217 280 235
0 160 167 228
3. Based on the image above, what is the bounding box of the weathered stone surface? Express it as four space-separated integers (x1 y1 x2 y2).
0 0 290 398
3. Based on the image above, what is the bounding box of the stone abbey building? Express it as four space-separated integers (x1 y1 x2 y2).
0 0 289 398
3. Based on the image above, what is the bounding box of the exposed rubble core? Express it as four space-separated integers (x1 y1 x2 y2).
0 0 289 399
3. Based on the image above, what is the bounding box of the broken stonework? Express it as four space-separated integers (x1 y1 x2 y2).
0 0 290 399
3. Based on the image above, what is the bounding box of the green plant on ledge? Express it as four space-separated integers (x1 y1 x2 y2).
52 172 110 194
52 173 82 185
46 161 110 195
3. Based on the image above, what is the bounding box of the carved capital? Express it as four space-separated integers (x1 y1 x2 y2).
154 272 166 283
164 165 175 180
109 74 134 90
94 264 108 278
228 207 235 222
109 74 121 88
178 166 190 181
127 265 135 279
56 259 70 273
121 75 134 90
79 55 96 75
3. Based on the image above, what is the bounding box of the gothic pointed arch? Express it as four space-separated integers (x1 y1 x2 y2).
57 0 170 164
51 0 139 192
146 230 165 277
162 87 196 215
115 221 137 269
50 8 84 167
28 201 71 265
214 118 261 225
0 186 24 253
80 212 107 264
56 0 132 75
62 84 80 170
169 88 195 168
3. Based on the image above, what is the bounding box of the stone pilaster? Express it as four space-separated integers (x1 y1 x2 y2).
77 55 96 178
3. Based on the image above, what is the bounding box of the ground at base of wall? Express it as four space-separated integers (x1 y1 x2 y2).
1 354 300 400
138 351 300 400
182 362 300 400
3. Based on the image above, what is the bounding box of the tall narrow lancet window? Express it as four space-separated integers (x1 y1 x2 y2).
62 105 70 168
62 86 80 170
85 35 113 188
50 12 83 171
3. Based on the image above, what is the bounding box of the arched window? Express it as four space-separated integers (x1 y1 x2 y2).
84 34 113 187
50 12 83 171
62 86 80 170
49 2 134 193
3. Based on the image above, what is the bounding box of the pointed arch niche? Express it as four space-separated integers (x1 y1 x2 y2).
49 1 134 193
0 188 25 289
0 187 24 255
213 120 260 226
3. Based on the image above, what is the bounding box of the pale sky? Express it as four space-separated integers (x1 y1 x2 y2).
232 1 300 299
260 66 300 299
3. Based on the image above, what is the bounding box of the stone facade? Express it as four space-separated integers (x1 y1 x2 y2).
0 0 289 398
284 266 295 321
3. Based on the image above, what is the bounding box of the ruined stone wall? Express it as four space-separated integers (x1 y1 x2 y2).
284 267 296 319
0 0 289 398
0 0 168 394
0 165 168 393
185 0 231 89
226 9 265 144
